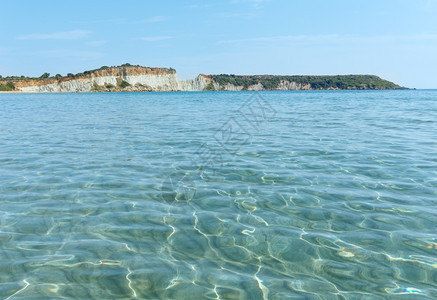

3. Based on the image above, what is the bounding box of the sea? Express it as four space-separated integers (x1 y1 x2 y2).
0 90 436 299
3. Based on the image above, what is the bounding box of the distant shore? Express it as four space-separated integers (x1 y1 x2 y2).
0 64 406 93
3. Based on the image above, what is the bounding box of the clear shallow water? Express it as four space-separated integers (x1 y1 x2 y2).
0 90 436 299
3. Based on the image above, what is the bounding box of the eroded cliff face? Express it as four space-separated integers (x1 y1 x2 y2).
277 80 311 90
208 80 312 91
88 66 175 77
7 66 321 92
19 75 184 92
16 66 202 92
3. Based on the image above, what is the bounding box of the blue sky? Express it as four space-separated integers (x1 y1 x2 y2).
1 0 436 88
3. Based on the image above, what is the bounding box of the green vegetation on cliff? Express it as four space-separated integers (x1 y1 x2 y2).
119 80 131 88
204 81 216 91
211 74 404 90
0 82 15 91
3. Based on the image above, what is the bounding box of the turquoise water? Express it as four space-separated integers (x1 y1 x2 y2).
0 90 436 299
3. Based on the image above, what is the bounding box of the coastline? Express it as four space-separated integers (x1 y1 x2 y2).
0 65 405 93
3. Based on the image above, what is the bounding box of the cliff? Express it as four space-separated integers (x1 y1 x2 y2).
1 65 202 92
0 65 405 92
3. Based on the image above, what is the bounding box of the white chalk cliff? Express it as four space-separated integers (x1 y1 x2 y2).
16 67 211 92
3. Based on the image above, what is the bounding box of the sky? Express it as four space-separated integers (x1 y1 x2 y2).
1 0 437 88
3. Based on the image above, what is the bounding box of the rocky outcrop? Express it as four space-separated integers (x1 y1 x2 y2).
277 80 311 90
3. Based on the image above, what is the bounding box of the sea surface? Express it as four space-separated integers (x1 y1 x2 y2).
0 90 436 299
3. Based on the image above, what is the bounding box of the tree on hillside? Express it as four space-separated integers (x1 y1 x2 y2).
40 72 50 79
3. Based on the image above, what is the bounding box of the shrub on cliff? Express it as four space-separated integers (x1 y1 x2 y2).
261 78 280 89
0 82 15 91
204 81 215 91
119 80 131 89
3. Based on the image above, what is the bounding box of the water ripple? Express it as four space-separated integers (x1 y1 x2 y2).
1 91 437 299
